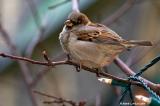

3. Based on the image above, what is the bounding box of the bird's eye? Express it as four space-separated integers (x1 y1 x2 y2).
71 20 77 25
77 19 81 24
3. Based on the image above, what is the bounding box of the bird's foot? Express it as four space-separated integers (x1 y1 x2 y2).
95 68 101 77
66 54 71 61
75 62 82 72
76 65 80 72
96 72 100 77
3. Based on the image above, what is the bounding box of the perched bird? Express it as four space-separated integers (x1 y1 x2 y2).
59 11 152 72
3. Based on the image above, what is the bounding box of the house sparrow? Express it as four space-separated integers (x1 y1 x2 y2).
59 11 152 71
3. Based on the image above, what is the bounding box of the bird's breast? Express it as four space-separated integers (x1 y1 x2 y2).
59 27 71 53
68 35 107 68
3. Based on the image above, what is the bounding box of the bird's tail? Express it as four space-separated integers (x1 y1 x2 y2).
127 40 152 46
122 40 152 48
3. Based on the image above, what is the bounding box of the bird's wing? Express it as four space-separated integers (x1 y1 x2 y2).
72 23 124 44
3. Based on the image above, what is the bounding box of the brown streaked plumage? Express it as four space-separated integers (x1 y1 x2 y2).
59 11 152 70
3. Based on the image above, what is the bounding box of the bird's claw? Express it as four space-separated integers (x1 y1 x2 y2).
96 72 100 77
95 68 101 77
67 54 71 61
75 62 82 72
76 65 81 72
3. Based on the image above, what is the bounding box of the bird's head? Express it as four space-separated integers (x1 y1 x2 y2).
64 11 91 29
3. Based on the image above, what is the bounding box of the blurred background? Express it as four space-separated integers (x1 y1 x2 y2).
0 0 160 106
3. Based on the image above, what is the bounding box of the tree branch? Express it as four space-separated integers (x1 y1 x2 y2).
0 52 149 87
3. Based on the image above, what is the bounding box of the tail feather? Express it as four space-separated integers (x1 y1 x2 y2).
128 40 152 46
121 40 152 49
123 40 152 47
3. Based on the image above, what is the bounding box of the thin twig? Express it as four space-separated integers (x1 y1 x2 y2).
34 90 79 106
42 50 52 64
0 52 53 66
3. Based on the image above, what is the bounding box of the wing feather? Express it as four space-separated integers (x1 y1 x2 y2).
71 23 124 44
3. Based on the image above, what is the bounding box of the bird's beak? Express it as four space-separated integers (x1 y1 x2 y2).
64 20 73 27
